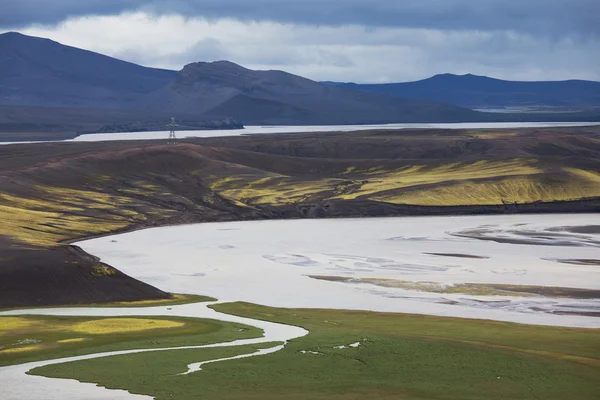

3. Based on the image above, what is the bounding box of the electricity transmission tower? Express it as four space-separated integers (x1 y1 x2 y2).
167 117 178 144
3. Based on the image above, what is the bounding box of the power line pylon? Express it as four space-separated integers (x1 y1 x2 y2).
167 117 178 144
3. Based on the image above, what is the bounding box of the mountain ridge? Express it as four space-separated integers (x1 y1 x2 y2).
327 73 600 108
140 59 489 124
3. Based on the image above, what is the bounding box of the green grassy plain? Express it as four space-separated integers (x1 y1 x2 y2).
30 303 600 400
0 313 261 367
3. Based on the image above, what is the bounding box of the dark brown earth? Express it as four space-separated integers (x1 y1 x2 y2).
0 246 170 309
1 126 599 308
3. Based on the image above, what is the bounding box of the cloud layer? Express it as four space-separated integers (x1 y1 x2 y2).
1 1 598 82
3 0 599 37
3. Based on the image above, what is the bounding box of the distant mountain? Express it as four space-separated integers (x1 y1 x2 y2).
0 32 176 109
0 32 486 125
327 74 600 109
143 61 484 124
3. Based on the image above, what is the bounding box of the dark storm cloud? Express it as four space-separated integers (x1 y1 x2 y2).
2 0 599 38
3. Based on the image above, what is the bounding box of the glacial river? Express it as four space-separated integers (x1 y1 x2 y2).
1 213 599 399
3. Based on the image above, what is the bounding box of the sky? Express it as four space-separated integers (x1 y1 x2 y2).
1 0 599 83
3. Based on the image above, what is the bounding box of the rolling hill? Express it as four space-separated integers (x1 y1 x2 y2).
328 74 600 109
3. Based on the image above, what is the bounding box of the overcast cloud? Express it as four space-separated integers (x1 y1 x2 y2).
1 1 598 82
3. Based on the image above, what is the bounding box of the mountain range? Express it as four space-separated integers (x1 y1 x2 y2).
326 74 600 109
1 31 600 140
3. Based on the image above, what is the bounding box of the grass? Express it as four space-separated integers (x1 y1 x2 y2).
0 313 262 367
29 303 600 400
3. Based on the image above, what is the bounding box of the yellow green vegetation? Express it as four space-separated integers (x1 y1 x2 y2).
1 345 42 353
209 174 343 205
82 294 216 308
57 338 86 343
0 316 186 338
204 159 600 207
1 153 598 250
0 316 40 332
91 265 117 277
70 318 185 334
0 181 173 247
2 294 216 312
372 169 600 205
0 191 129 247
330 159 542 200
0 314 261 366
465 130 520 139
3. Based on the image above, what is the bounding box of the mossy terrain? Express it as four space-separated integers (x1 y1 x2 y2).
30 302 600 400
1 126 599 308
0 313 261 367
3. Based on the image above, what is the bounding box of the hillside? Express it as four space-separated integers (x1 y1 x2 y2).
1 126 599 307
329 74 600 109
0 32 175 109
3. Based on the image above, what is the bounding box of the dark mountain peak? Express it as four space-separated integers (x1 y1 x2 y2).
173 60 315 93
0 31 31 41
183 60 248 71
0 31 24 39
428 73 491 82
175 60 256 90
0 31 51 49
